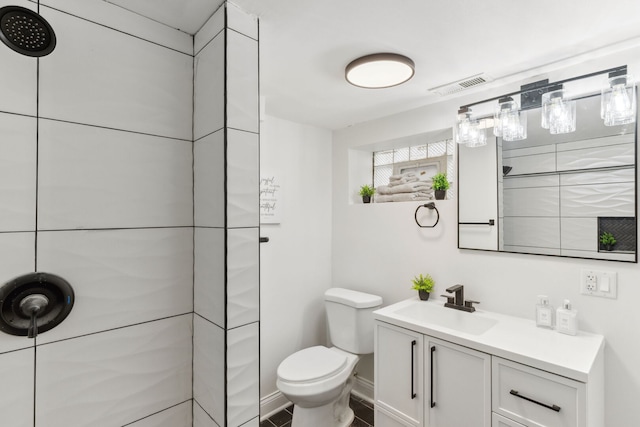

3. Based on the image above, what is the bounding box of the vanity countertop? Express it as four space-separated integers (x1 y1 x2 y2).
373 297 604 382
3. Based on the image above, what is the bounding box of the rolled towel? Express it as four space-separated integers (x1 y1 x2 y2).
375 192 433 203
378 181 432 194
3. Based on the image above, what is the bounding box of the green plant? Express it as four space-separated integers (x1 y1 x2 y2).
411 274 435 293
600 232 617 247
359 184 375 197
431 173 450 191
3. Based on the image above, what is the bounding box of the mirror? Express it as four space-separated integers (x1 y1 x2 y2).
458 83 637 262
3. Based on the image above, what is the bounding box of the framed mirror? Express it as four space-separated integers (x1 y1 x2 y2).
458 67 637 262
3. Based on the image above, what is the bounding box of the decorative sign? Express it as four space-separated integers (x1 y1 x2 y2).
260 173 282 224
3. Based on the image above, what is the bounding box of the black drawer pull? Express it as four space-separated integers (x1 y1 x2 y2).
510 389 561 412
410 340 417 399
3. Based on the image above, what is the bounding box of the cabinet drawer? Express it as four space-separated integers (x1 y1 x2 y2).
493 412 526 427
492 357 585 427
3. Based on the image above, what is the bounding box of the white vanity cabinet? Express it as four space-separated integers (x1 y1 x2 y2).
374 323 491 427
373 299 605 427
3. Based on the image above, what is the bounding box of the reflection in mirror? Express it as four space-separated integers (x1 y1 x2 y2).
458 67 637 262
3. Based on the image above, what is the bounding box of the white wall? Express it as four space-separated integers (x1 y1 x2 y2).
259 115 333 404
0 1 194 426
332 44 640 425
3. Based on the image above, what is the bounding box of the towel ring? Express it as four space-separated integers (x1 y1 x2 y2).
415 202 440 228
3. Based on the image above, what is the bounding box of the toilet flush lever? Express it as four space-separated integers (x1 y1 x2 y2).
19 294 49 339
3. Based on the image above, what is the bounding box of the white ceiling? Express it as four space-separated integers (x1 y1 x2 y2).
106 0 640 130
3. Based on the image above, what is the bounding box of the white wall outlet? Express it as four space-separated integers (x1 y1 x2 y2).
580 269 617 299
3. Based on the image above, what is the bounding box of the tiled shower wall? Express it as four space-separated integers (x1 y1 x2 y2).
0 0 258 426
193 4 260 427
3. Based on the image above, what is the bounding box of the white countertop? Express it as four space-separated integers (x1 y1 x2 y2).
374 297 605 382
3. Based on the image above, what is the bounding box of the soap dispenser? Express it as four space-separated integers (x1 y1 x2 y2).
556 299 578 336
535 295 554 329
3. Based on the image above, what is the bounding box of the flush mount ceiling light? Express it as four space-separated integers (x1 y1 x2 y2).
345 53 415 89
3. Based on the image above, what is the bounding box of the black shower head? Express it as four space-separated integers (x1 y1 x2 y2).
0 5 56 57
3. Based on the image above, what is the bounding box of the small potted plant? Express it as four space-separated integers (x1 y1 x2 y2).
359 184 375 203
411 273 435 301
431 173 450 200
600 231 617 251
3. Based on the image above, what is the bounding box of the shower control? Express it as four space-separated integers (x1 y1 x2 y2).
0 272 74 338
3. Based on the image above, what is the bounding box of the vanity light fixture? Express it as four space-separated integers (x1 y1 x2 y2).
345 53 415 88
601 71 636 126
541 88 576 134
493 97 527 141
455 107 487 147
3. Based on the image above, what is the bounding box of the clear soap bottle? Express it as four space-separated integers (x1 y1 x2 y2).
556 299 578 336
535 295 554 329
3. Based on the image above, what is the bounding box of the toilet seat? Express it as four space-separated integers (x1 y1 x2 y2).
278 346 347 384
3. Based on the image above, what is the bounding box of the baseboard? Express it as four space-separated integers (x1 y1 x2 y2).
260 376 375 421
260 390 291 421
352 374 374 403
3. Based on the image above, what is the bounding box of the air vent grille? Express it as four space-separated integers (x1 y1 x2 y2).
428 73 494 96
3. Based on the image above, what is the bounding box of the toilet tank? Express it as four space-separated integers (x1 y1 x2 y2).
324 288 383 355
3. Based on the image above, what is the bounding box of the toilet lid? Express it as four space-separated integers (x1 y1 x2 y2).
278 346 347 383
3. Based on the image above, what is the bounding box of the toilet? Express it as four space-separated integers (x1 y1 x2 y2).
276 288 383 427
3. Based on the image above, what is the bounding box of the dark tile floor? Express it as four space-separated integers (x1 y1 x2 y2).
260 395 374 427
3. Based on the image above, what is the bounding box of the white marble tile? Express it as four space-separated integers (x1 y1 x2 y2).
0 348 33 427
0 1 37 116
227 129 259 228
0 113 36 231
36 315 193 427
194 228 225 327
0 232 36 354
36 228 193 343
194 130 225 228
194 31 225 140
193 315 225 426
126 401 193 427
194 401 219 427
227 228 259 329
38 120 193 230
227 322 259 427
194 4 225 55
39 8 193 139
38 0 192 54
227 2 258 40
227 31 259 133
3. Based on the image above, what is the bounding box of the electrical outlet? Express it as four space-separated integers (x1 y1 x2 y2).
580 269 617 299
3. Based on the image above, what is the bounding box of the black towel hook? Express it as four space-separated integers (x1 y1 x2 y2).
415 202 440 228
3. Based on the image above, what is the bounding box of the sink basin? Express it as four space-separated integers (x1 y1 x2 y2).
393 302 497 335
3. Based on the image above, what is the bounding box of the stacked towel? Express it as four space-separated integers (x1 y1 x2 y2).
375 172 433 203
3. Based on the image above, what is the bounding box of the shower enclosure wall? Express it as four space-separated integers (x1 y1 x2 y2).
0 1 259 426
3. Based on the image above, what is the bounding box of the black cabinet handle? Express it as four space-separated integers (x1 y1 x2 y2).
411 340 417 399
430 345 436 408
259 237 269 243
510 390 561 412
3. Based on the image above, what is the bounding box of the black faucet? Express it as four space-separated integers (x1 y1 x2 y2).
441 284 479 313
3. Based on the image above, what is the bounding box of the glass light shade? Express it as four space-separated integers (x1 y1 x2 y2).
466 124 487 148
494 99 527 141
345 53 415 88
455 110 473 144
541 90 576 134
601 75 636 126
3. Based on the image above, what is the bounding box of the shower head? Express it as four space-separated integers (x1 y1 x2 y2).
0 5 56 57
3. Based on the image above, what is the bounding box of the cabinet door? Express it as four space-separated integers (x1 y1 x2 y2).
375 322 423 427
426 337 491 427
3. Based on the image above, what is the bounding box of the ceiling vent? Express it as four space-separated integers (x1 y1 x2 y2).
428 73 494 96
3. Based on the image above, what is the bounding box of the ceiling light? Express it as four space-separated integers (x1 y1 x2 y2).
493 97 527 141
541 89 576 134
345 53 415 89
601 72 636 126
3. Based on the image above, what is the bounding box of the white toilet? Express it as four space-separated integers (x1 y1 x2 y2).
276 288 383 427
